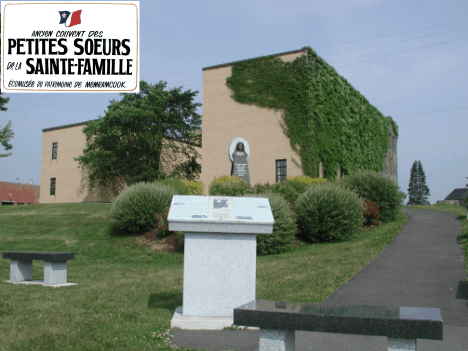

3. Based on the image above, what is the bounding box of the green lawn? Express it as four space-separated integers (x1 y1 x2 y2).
0 203 410 351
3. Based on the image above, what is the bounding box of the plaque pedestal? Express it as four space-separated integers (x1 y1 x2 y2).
167 195 274 330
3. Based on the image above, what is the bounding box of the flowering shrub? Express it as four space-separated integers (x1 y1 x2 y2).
209 175 251 196
211 175 244 184
181 179 204 195
286 175 327 186
362 198 381 226
251 182 273 195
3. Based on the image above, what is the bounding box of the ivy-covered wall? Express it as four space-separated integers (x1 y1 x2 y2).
226 46 398 180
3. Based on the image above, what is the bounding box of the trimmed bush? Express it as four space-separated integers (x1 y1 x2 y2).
246 191 297 255
339 170 401 222
269 177 326 213
295 183 363 244
110 182 177 236
209 175 252 196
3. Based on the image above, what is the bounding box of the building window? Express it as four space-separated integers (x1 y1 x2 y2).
52 142 58 159
50 178 56 195
276 159 287 183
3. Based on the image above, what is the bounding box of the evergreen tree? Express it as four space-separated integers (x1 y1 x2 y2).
407 160 431 205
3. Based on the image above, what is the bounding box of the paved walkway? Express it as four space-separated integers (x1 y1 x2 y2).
170 209 468 350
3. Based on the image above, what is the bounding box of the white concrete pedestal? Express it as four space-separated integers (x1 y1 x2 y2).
168 195 274 330
183 232 257 317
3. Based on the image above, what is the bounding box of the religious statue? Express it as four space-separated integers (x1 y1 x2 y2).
230 141 250 185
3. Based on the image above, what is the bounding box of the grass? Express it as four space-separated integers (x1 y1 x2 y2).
0 203 409 351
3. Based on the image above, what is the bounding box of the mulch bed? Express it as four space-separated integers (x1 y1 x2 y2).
136 231 182 253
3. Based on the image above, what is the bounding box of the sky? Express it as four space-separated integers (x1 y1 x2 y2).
1 0 467 204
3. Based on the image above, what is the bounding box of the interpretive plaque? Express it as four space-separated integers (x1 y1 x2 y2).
168 196 273 226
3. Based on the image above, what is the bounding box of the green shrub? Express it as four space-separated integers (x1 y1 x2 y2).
110 182 177 236
155 177 191 195
181 179 204 195
269 177 325 212
246 192 297 255
339 170 401 222
209 175 252 196
295 183 363 244
270 181 301 205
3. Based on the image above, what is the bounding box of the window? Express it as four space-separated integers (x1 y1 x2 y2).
50 178 56 195
52 142 58 159
276 159 287 183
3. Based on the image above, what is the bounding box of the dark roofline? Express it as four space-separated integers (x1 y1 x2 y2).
42 120 92 132
445 188 468 200
202 47 308 71
42 120 201 147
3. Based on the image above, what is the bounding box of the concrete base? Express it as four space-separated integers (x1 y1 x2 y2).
171 306 258 330
10 259 33 281
44 261 67 286
388 337 416 351
260 329 295 351
5 280 77 288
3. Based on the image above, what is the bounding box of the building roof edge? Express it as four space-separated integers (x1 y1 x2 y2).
42 120 202 147
202 47 307 71
42 120 92 132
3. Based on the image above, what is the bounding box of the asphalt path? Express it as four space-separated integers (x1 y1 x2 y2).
170 208 468 350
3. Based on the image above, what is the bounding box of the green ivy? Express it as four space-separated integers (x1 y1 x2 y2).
386 116 399 137
226 47 397 179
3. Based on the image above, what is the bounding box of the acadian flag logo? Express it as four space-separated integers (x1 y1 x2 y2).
58 10 82 27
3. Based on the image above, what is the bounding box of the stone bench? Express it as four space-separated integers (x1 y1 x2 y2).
234 300 443 351
3 251 76 287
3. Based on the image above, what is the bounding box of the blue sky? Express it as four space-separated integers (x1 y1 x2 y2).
1 0 467 204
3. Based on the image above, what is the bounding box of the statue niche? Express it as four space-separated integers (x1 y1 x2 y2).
230 141 250 186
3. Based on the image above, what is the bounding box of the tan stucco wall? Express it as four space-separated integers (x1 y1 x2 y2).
200 51 305 195
40 124 100 204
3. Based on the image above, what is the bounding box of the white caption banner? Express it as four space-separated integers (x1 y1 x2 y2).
1 1 139 93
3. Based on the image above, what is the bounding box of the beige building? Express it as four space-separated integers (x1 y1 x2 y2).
200 48 397 191
40 47 397 202
200 50 305 190
40 121 201 203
